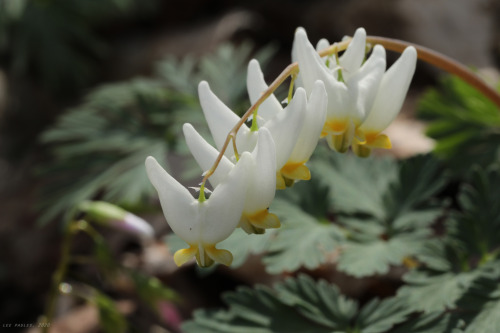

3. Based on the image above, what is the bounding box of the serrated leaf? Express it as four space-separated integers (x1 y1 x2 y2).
356 297 411 332
263 198 345 274
418 75 500 174
183 275 410 333
463 299 500 333
337 231 429 278
310 150 398 218
391 313 457 333
397 270 480 312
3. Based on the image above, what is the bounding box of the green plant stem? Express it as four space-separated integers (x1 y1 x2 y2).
40 221 79 333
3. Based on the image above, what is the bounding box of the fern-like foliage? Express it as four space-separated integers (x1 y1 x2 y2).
37 42 275 224
418 76 500 175
182 274 411 333
396 165 500 331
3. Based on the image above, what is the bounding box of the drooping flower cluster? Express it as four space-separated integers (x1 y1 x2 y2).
146 27 417 267
293 27 417 156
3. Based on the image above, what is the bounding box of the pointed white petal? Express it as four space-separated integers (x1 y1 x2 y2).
263 87 307 168
293 28 341 95
360 46 417 132
245 127 276 213
316 38 330 53
145 157 198 244
345 45 386 123
293 27 349 122
182 123 234 187
289 82 327 162
339 28 367 75
202 152 251 244
198 81 253 157
247 59 282 123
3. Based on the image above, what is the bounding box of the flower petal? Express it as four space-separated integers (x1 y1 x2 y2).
145 156 198 244
339 27 367 76
263 87 307 169
182 123 234 187
202 152 251 244
247 59 282 123
245 127 276 213
198 81 255 157
346 45 386 123
288 82 327 162
360 46 417 132
293 27 342 96
173 246 197 266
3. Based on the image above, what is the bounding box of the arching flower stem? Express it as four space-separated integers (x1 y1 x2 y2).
200 36 500 189
365 36 500 109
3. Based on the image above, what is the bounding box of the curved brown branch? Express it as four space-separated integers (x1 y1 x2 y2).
366 36 500 109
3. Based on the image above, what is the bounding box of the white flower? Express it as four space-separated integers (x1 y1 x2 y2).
293 27 386 152
145 154 250 267
247 60 327 186
353 46 417 156
183 124 279 234
198 80 306 188
293 27 417 155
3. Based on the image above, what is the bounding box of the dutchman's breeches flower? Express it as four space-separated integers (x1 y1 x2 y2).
199 67 327 189
353 46 417 157
293 27 386 153
183 124 279 234
293 27 417 155
247 60 328 187
145 153 251 268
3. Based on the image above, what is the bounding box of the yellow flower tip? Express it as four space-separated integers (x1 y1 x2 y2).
366 133 392 149
205 245 233 267
248 210 281 229
239 219 266 234
240 210 281 234
173 246 198 267
276 172 286 190
281 162 311 181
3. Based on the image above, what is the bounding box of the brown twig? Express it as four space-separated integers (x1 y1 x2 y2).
366 36 500 109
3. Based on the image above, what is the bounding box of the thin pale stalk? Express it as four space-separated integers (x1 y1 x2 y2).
366 36 500 109
201 62 300 185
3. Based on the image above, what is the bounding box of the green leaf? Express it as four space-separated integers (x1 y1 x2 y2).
337 231 430 278
449 165 500 257
417 75 500 174
397 270 481 312
310 149 398 218
263 197 345 274
463 299 500 333
309 152 446 277
93 290 127 333
183 275 410 333
391 313 458 333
